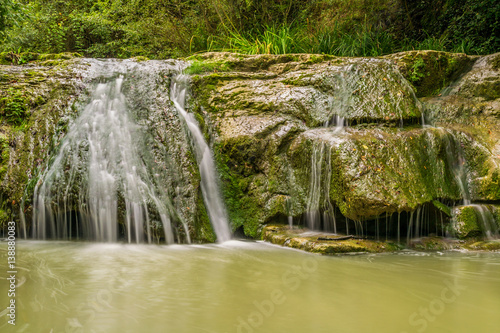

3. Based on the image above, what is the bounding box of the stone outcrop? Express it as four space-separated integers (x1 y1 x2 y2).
1 50 499 243
188 51 500 238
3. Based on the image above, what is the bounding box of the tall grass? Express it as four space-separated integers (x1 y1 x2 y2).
216 22 398 57
222 25 303 55
313 26 395 57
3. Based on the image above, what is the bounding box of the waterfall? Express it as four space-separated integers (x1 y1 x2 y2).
32 74 178 243
29 60 232 244
440 129 499 239
451 205 499 239
442 129 470 205
471 205 499 239
170 74 232 242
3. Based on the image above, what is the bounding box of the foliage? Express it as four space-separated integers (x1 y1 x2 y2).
310 22 396 57
0 87 28 125
408 57 427 83
399 0 499 55
0 0 498 58
223 24 303 55
0 0 22 36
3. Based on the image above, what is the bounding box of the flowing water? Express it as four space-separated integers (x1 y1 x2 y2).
1 241 499 333
27 60 232 244
170 75 231 242
31 75 176 243
451 205 500 239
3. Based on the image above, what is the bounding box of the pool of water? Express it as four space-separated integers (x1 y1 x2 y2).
1 241 499 333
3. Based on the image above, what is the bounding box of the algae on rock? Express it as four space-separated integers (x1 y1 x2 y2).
188 51 499 239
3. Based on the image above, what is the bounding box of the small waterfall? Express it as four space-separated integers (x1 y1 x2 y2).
451 205 499 239
439 129 498 240
326 114 347 130
304 139 337 232
170 74 232 242
305 142 325 230
471 205 499 239
32 75 178 243
286 197 293 229
442 129 470 205
303 102 345 231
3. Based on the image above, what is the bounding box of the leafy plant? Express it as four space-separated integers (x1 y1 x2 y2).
0 87 28 125
408 57 427 83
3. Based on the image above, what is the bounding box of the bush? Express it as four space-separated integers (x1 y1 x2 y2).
0 0 498 58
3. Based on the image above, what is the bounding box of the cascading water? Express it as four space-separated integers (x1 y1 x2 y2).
302 112 344 231
304 140 338 233
442 129 471 205
29 60 232 244
170 74 232 242
451 205 500 239
32 74 178 243
440 129 498 239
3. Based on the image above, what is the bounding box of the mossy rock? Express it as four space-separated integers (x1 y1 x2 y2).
384 50 476 98
191 54 423 126
186 52 336 73
408 237 462 251
262 225 400 254
466 240 500 251
0 52 82 66
451 206 482 239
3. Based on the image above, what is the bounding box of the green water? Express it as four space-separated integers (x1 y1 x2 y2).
1 241 499 333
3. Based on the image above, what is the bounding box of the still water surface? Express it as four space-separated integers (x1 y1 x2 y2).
1 241 499 333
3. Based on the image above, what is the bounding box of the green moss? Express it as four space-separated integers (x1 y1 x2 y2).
453 206 481 239
0 52 81 65
491 54 500 70
387 51 474 97
131 56 150 62
467 240 500 251
194 191 216 242
214 140 262 238
262 225 401 254
0 133 10 178
432 200 452 217
185 60 232 75
0 208 11 230
0 87 29 125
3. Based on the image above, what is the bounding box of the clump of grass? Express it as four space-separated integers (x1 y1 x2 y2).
304 20 396 57
221 24 304 55
184 60 231 75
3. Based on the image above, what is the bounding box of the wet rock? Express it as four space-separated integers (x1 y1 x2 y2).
422 53 500 201
450 205 500 239
188 51 500 238
262 225 401 254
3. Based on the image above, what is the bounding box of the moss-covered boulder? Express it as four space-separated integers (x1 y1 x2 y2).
191 53 423 126
421 53 500 202
189 51 498 238
383 50 476 98
262 225 401 254
0 52 82 66
450 205 500 239
0 58 87 230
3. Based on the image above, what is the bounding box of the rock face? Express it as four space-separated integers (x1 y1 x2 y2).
188 51 500 238
0 55 86 228
1 51 499 242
